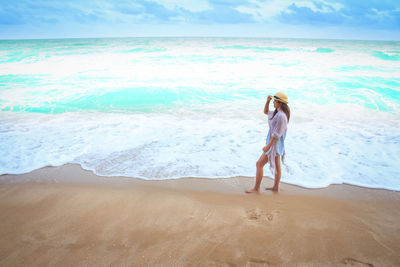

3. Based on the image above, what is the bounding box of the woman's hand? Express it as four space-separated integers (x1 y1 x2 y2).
267 95 273 102
262 146 268 152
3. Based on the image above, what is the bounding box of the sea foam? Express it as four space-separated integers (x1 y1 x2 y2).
1 37 399 190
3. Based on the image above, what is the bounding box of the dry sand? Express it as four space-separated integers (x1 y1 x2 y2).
1 164 399 266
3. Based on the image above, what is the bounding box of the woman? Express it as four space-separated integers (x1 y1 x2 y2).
246 92 290 193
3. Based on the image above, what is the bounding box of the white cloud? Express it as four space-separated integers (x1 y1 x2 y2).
151 0 212 12
237 0 291 22
236 0 345 23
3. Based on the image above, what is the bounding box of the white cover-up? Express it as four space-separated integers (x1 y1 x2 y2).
266 110 288 173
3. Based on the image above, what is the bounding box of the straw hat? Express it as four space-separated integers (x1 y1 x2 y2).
273 92 288 104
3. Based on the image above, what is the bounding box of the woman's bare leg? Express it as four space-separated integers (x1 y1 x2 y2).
246 153 268 194
266 155 281 192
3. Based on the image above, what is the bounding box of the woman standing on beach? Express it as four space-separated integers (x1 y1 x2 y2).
246 92 290 193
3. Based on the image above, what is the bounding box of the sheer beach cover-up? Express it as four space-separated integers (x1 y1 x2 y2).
265 110 288 174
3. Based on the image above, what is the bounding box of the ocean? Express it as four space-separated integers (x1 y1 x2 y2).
0 37 399 190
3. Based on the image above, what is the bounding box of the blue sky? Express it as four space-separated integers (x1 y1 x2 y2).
0 0 399 40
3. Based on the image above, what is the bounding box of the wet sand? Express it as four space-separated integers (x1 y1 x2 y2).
1 164 399 266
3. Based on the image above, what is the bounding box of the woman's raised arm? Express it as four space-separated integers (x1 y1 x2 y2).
264 95 273 115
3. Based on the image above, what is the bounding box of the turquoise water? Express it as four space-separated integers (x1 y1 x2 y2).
0 38 399 190
1 38 399 113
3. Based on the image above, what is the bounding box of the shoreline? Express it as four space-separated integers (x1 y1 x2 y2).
1 163 399 197
1 164 400 266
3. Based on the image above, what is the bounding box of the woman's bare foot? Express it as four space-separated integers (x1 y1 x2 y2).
265 187 279 192
245 188 260 194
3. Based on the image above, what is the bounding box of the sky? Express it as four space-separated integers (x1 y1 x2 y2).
0 0 399 40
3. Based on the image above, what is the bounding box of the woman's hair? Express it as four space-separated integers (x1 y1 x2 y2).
271 103 290 122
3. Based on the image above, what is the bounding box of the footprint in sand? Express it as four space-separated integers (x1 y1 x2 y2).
245 209 280 223
246 258 271 266
247 209 261 220
341 258 374 267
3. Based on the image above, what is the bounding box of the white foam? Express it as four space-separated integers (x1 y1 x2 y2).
1 38 400 190
1 101 399 190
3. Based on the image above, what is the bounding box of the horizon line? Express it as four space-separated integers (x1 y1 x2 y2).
1 35 399 42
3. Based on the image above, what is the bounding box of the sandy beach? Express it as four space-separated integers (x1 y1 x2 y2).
0 164 399 266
